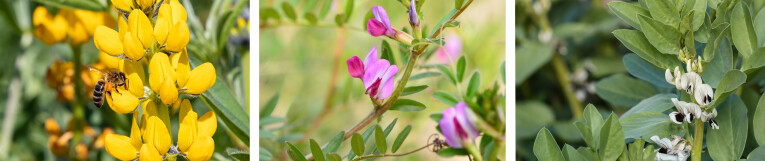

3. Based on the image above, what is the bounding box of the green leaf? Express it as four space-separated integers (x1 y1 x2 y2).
747 146 765 159
261 8 281 22
429 9 458 37
731 2 757 58
741 47 765 73
753 93 765 145
319 0 332 19
430 113 443 122
501 61 506 83
33 0 106 11
708 95 748 161
260 93 279 118
754 7 765 46
216 0 249 54
326 153 342 161
200 76 250 145
390 99 426 111
392 125 412 153
711 70 747 108
583 104 604 149
645 0 680 27
623 54 673 88
621 94 677 118
455 0 464 9
362 9 374 30
259 130 275 138
563 144 586 161
334 14 346 26
575 121 595 149
516 101 555 139
259 147 272 161
287 142 308 161
638 15 682 55
595 74 657 107
282 2 297 22
516 42 554 85
259 116 284 126
598 113 625 161
703 32 733 88
344 0 354 22
433 91 458 106
305 13 318 25
577 147 601 161
325 131 345 154
374 125 387 153
401 85 428 96
351 133 365 156
613 29 682 69
687 0 707 31
533 128 565 161
608 1 650 30
620 112 685 139
409 72 441 80
437 65 457 85
456 56 466 82
381 41 396 66
310 139 326 161
466 71 481 97
437 148 468 157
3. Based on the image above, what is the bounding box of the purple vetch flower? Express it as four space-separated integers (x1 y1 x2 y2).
439 102 478 148
367 6 396 37
436 34 463 64
346 46 398 99
409 0 419 26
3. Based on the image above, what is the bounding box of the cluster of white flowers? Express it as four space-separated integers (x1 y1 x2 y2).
665 66 719 130
651 135 691 161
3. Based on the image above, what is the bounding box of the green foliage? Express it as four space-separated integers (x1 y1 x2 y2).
374 125 388 154
598 113 625 161
351 133 365 156
533 128 565 161
392 125 412 153
595 74 657 107
310 139 326 161
390 99 426 111
708 95 749 161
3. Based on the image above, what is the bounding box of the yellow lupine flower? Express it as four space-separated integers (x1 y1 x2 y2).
184 63 216 94
178 99 217 161
137 0 156 10
128 9 154 49
145 116 172 155
111 0 134 12
94 26 124 56
120 60 145 97
105 88 139 114
60 9 90 46
74 10 115 36
139 144 162 160
170 0 188 24
166 21 190 52
160 76 179 104
186 137 215 161
170 49 190 87
33 7 68 45
197 111 217 138
154 5 172 45
123 31 146 60
99 52 121 70
105 114 141 160
118 17 128 41
129 114 143 149
149 53 171 93
177 107 198 151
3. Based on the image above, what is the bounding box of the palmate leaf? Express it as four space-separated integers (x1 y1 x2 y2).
33 0 106 11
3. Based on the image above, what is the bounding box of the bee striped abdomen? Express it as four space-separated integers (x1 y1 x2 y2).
93 80 106 108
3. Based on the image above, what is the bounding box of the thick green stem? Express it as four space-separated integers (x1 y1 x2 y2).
552 54 583 119
71 45 85 161
691 119 704 161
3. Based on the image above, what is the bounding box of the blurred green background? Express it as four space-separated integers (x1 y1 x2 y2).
258 0 505 160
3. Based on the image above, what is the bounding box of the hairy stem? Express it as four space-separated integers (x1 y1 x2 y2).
552 54 583 119
351 142 435 161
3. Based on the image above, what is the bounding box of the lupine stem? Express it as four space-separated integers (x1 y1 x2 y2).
71 45 85 161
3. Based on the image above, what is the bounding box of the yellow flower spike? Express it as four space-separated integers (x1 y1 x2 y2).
44 118 60 135
139 144 162 161
120 60 145 96
154 5 172 45
68 21 89 46
99 52 121 70
137 0 156 10
166 21 190 52
197 111 217 138
171 49 190 87
184 63 216 94
105 88 139 114
49 15 69 43
32 6 50 26
160 76 178 104
186 136 215 161
129 113 142 150
111 0 134 12
178 99 192 121
75 143 88 160
148 116 172 155
149 53 169 92
123 31 146 61
118 17 128 41
128 9 154 49
178 111 198 152
171 98 182 114
170 0 187 24
94 26 124 56
104 133 139 160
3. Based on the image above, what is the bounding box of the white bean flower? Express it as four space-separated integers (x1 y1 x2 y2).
670 98 700 124
652 135 691 161
679 72 702 94
694 84 713 107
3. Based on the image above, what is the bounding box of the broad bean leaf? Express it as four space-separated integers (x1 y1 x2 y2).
516 101 555 139
620 112 684 139
516 42 553 85
563 144 586 161
711 70 746 108
753 93 765 145
621 93 677 118
753 7 765 46
608 1 650 30
748 146 765 159
595 74 657 107
703 37 733 88
599 113 625 161
708 95 748 161
583 104 604 149
731 2 757 58
741 47 765 74
613 29 682 69
638 15 682 55
533 128 565 161
645 0 680 27
623 54 673 88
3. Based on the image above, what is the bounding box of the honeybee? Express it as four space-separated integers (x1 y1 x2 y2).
90 67 128 108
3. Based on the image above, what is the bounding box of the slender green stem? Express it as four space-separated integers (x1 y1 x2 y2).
71 45 85 161
691 119 704 161
487 138 505 161
552 54 583 119
351 142 434 161
463 140 483 161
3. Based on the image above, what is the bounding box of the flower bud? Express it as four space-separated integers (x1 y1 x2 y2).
346 56 364 78
409 0 419 26
76 143 88 160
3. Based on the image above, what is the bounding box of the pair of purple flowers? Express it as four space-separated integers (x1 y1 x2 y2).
347 46 399 99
